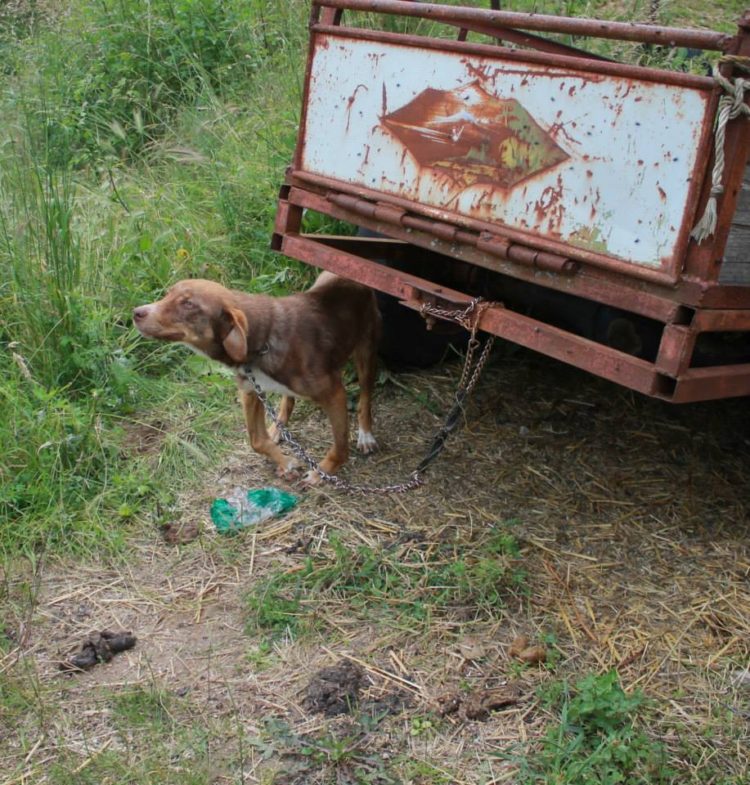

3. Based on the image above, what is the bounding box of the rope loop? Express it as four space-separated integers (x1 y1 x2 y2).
691 57 750 244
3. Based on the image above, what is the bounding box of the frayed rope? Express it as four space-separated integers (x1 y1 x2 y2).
691 58 750 244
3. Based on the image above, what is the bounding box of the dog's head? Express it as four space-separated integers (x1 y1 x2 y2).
133 279 248 363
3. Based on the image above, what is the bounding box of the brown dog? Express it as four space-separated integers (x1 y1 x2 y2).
133 272 380 484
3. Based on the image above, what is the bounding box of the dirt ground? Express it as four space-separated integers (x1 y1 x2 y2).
2 346 749 784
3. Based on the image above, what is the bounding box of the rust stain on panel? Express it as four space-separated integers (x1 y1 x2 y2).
533 175 565 233
345 83 369 131
381 81 568 190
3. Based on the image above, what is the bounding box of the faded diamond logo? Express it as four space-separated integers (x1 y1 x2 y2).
381 81 568 190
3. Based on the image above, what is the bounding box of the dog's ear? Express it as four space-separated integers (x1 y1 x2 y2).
222 307 248 362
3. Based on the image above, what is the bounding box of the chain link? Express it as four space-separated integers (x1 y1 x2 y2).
243 297 495 494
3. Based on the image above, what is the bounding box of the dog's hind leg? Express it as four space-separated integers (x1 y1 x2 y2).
353 338 378 454
268 395 295 444
240 388 299 478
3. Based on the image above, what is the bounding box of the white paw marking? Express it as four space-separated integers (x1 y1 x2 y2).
301 469 322 487
357 428 378 454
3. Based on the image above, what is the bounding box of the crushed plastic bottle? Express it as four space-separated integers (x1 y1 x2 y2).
210 487 298 534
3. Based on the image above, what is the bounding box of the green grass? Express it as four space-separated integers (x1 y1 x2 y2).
111 684 176 731
0 0 314 557
244 525 526 638
499 670 673 785
0 665 42 731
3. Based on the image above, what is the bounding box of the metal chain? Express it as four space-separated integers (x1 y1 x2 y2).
242 297 495 494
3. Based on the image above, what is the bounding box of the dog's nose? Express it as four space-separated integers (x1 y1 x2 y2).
133 306 149 322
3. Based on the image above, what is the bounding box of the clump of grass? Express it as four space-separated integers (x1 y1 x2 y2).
503 670 672 785
47 746 220 785
245 526 526 638
0 667 40 731
112 685 175 731
42 681 220 784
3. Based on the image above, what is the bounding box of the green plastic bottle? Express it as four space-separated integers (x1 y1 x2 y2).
210 487 298 535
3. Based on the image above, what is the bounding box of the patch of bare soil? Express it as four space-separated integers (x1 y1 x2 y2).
121 419 170 457
2 348 749 783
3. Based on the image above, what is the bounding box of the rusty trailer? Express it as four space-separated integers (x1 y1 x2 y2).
273 1 750 402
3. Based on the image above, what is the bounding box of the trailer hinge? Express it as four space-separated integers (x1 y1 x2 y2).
327 191 579 276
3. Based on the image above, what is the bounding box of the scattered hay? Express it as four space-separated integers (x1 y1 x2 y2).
2 347 749 782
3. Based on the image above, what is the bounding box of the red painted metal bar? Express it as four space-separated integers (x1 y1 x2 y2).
672 365 750 402
283 186 686 322
655 325 696 378
273 198 302 238
326 191 578 274
692 309 750 331
286 188 692 319
281 232 664 397
312 24 716 91
697 284 750 308
316 1 732 51
434 19 611 62
349 0 609 62
313 1 348 25
292 170 682 286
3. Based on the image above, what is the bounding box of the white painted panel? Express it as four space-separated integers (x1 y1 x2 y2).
301 35 710 268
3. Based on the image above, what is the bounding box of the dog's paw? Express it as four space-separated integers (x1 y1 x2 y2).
356 428 378 455
275 459 301 481
300 469 322 488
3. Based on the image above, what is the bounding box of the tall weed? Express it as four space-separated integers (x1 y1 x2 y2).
0 1 312 554
20 0 309 165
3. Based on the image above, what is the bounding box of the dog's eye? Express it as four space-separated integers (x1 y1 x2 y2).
181 298 197 310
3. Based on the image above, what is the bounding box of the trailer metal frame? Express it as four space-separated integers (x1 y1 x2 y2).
273 1 750 402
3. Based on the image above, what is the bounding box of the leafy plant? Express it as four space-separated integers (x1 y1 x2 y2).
502 670 672 785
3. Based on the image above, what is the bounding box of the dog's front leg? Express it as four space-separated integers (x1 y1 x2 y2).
268 395 295 444
303 380 349 486
240 388 299 478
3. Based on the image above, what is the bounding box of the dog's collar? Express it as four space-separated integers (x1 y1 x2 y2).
239 342 269 374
